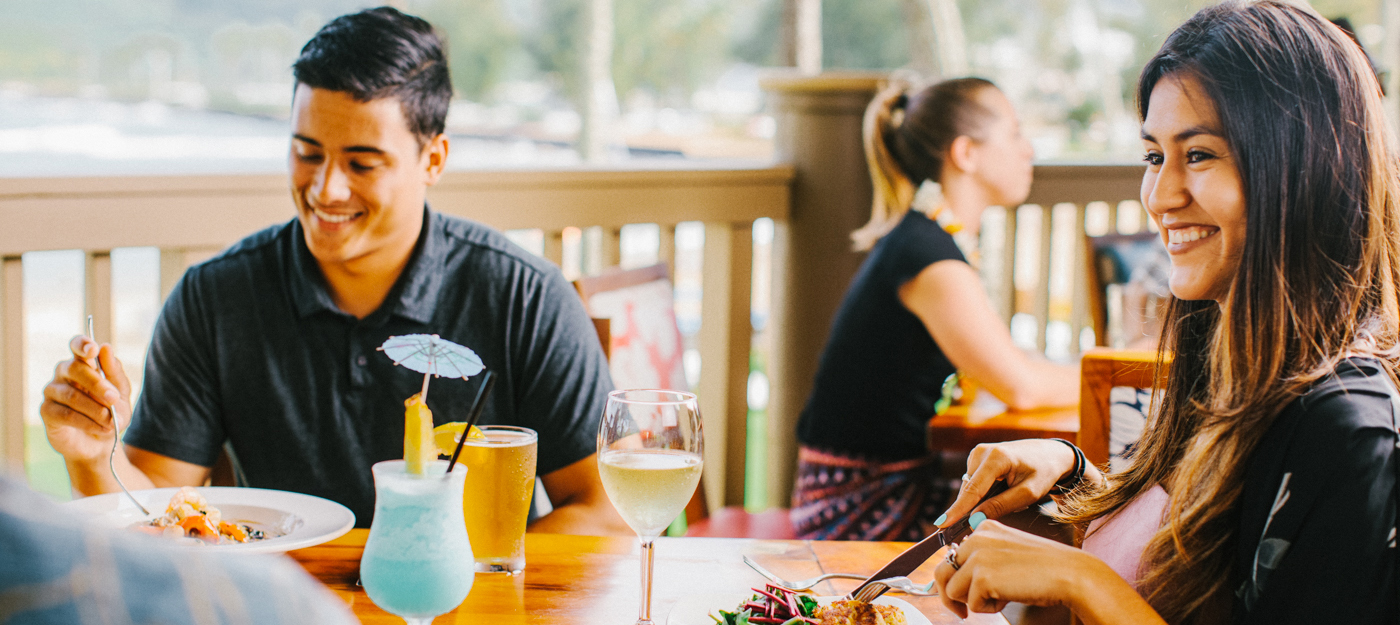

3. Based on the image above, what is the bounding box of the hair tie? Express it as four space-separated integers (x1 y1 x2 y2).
890 93 909 128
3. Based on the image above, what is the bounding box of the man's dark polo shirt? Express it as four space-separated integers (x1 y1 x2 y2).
124 208 613 527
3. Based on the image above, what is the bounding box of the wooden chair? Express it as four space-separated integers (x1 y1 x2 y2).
1077 349 1169 467
574 264 687 392
574 263 795 539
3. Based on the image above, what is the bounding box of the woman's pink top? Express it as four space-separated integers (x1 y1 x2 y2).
1080 485 1169 589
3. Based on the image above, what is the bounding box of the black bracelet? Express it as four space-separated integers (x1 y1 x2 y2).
1049 438 1086 495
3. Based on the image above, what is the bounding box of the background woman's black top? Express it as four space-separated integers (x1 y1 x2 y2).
1234 357 1398 623
796 210 965 461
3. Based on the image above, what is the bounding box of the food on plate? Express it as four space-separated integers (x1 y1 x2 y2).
713 584 820 624
132 487 266 544
712 586 907 625
812 600 906 625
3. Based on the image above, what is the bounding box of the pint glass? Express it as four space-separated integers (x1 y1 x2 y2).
459 425 538 573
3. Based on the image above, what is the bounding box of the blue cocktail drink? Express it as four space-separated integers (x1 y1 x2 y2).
361 460 475 624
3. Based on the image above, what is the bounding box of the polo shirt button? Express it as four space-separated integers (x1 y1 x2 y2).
356 355 368 366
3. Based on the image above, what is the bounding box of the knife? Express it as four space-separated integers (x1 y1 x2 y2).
844 480 1009 602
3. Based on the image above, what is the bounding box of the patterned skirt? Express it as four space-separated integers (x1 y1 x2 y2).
790 446 962 541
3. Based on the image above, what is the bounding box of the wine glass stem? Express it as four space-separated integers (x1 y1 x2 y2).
637 537 656 625
402 618 434 625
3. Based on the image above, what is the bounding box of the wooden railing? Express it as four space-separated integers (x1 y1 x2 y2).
0 166 792 514
0 162 1150 511
986 164 1148 355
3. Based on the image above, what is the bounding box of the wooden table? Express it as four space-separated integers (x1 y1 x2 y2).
289 530 1008 624
927 392 1079 453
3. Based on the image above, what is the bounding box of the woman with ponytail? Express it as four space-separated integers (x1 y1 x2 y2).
792 78 1079 541
931 2 1400 623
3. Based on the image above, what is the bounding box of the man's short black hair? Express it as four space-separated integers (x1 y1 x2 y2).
293 7 452 146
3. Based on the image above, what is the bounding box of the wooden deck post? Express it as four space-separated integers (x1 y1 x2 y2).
760 72 883 508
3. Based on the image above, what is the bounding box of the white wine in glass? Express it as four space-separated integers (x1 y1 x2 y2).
597 390 703 625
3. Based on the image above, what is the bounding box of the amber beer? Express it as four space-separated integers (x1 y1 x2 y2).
459 425 538 574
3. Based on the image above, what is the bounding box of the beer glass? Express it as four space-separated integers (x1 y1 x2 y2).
458 425 538 574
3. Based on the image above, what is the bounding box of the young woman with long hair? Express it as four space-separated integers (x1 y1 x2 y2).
791 78 1078 541
931 2 1400 623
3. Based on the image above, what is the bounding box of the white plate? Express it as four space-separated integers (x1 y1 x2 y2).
62 486 355 554
667 593 933 625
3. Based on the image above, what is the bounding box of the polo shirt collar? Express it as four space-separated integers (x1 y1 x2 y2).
288 206 445 324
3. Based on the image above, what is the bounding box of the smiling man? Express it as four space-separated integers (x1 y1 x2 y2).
39 7 628 535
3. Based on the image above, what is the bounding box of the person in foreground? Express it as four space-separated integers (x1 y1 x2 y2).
0 476 356 624
38 7 628 535
932 2 1400 623
791 77 1078 541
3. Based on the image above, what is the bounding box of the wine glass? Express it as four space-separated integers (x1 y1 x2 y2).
361 460 475 624
597 389 704 625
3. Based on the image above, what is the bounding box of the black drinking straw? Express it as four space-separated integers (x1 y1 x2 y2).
446 370 495 473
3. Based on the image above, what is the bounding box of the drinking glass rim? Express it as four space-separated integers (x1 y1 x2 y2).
460 424 538 446
371 459 466 483
607 389 697 405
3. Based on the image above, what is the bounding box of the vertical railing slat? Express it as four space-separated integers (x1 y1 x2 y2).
542 230 564 267
1070 204 1090 353
600 227 621 271
159 248 221 301
698 220 753 510
86 252 113 345
1 257 22 473
659 224 677 280
1000 207 1019 323
1034 206 1054 351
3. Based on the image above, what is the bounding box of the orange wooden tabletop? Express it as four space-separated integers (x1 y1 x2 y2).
928 392 1079 453
289 529 1008 624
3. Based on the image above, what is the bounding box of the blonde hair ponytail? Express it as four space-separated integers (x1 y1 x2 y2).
852 82 920 251
851 77 998 252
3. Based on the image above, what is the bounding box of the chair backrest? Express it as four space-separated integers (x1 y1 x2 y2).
1078 349 1169 468
590 317 611 362
573 263 689 392
1085 232 1169 348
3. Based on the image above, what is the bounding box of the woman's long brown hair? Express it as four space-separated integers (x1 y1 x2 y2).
1056 2 1400 623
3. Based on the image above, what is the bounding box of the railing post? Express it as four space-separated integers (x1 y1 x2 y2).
86 252 113 344
698 220 753 510
761 72 883 508
0 257 22 473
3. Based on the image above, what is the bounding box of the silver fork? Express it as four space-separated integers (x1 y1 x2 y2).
743 555 867 591
853 576 938 600
90 315 149 516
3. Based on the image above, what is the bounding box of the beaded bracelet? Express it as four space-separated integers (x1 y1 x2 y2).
1049 438 1086 495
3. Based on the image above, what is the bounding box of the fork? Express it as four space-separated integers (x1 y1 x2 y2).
90 315 149 516
743 555 867 591
853 576 938 600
